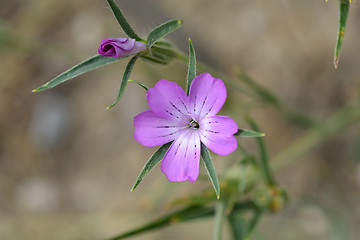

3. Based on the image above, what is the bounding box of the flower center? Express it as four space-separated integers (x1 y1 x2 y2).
188 119 199 129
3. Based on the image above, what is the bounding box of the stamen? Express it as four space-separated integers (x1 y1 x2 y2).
188 119 199 129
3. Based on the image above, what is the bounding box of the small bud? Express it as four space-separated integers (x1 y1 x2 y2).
98 38 147 58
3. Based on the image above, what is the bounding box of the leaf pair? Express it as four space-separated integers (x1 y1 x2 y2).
33 0 182 108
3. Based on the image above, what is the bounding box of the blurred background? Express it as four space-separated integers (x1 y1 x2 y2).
1 0 360 239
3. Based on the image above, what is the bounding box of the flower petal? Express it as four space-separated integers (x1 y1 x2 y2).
189 73 227 121
112 38 136 51
147 80 191 123
129 41 147 54
98 38 146 58
161 130 201 182
134 110 186 147
199 115 238 155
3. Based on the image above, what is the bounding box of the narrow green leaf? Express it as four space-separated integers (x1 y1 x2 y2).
234 129 265 137
201 143 220 198
106 205 213 240
186 38 196 94
33 55 120 92
107 55 138 109
334 0 350 69
228 212 246 240
147 19 183 47
106 201 255 240
244 115 275 186
128 79 149 91
106 0 142 41
131 142 172 191
245 209 263 239
214 201 225 240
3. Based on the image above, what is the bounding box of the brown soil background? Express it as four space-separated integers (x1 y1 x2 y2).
1 0 360 239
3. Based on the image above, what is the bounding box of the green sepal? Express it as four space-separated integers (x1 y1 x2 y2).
153 41 173 48
141 45 177 65
33 55 121 92
131 142 172 191
106 0 142 41
234 129 265 137
334 0 350 69
107 55 138 109
186 38 196 94
201 143 220 199
141 56 169 65
147 19 183 48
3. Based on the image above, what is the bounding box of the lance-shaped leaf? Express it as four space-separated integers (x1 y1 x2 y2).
334 0 350 69
234 129 265 137
245 209 263 239
228 207 262 240
147 19 183 48
33 55 120 92
106 0 142 41
131 142 172 191
228 212 247 240
106 205 214 240
107 55 138 109
201 143 220 199
105 201 256 240
214 201 225 240
186 38 196 94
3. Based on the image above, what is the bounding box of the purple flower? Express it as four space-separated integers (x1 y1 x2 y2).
98 38 147 58
134 73 238 182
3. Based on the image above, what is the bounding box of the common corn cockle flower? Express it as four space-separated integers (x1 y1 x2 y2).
134 73 238 182
98 38 147 58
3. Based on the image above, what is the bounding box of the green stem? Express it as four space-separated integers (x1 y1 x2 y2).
273 105 360 171
245 116 275 186
214 201 225 240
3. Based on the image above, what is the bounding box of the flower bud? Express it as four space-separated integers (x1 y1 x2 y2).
98 38 147 58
